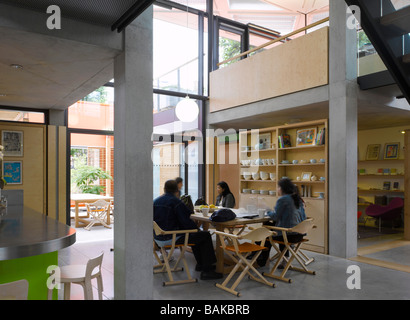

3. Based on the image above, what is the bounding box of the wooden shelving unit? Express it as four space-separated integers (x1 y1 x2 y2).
239 119 328 254
357 157 405 208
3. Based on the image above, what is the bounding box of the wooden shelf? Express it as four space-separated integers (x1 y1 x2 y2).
240 148 276 153
240 179 276 183
279 163 325 167
358 189 404 193
278 145 325 151
358 159 404 163
293 181 325 184
239 119 328 254
358 174 404 177
240 165 276 168
241 193 276 197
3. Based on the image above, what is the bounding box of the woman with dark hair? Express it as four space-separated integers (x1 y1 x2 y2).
175 177 183 199
215 181 236 208
256 178 306 268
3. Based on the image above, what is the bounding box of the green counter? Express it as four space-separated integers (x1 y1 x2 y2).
0 206 76 300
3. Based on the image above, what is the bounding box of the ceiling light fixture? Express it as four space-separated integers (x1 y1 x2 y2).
175 0 199 123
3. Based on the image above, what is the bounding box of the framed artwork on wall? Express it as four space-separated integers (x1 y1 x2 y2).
1 130 23 157
259 133 271 150
301 172 312 181
296 128 317 147
3 161 22 185
366 144 381 160
384 142 400 160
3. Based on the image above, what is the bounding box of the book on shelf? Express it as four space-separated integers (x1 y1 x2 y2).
278 134 291 148
316 128 326 145
383 181 391 190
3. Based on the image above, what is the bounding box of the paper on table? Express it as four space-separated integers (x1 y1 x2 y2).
233 208 259 218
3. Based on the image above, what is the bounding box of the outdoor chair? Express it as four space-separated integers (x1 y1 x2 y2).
214 227 276 297
84 200 111 231
263 219 316 283
153 221 198 286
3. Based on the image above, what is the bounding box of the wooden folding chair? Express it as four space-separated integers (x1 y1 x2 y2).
84 200 111 231
263 219 316 283
214 227 276 297
153 221 198 286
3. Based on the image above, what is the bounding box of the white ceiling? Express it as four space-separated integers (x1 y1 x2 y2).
0 27 118 110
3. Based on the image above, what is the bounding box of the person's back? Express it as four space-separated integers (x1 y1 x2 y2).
268 194 302 231
154 192 197 241
153 180 223 280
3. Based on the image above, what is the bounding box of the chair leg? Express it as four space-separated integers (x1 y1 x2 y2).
97 275 104 300
298 250 315 266
83 280 94 300
264 242 316 283
47 288 54 300
215 251 275 297
63 283 71 300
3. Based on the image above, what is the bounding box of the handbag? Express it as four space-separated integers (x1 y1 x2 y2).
210 208 236 222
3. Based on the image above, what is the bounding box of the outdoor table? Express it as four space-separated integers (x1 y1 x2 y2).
71 193 113 228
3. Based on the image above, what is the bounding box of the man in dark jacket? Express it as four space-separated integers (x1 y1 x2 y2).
154 180 222 280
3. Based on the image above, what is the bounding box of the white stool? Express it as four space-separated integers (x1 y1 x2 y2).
50 252 104 300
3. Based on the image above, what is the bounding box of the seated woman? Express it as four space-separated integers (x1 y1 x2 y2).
215 181 236 208
257 178 306 268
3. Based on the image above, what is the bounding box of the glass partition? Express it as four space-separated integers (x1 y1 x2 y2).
154 6 200 95
0 109 45 123
68 86 114 131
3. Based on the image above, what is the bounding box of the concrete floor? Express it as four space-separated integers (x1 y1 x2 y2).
57 224 410 300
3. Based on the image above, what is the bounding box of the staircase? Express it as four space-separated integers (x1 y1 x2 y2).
345 0 410 104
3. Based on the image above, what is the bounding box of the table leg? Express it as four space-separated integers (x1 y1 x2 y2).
215 225 225 274
106 205 111 225
75 203 80 228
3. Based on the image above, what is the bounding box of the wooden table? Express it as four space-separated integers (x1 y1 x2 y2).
71 194 113 228
190 212 270 274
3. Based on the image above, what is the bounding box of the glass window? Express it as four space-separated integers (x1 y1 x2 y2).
70 133 114 197
0 109 45 123
154 6 200 95
219 30 242 67
187 140 199 201
68 86 114 131
168 0 207 11
152 141 185 199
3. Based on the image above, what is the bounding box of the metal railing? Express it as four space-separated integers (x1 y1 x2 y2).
217 17 330 68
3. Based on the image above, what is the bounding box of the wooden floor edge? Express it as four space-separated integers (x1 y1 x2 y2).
350 256 410 274
357 239 410 256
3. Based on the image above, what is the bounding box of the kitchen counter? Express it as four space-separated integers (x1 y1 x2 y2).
0 205 76 261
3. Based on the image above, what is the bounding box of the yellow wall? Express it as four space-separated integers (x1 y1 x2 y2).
0 123 66 221
0 123 46 213
209 27 329 112
358 125 407 208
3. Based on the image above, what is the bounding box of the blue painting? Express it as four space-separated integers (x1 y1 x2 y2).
3 161 22 185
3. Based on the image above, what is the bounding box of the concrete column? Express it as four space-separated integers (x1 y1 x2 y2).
113 7 153 300
328 1 358 258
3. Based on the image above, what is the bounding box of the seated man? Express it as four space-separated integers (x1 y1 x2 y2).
154 180 222 280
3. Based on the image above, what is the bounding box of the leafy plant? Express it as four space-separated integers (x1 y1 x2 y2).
72 160 113 195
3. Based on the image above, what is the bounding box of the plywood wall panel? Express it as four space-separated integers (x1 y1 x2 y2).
210 27 329 112
0 123 45 213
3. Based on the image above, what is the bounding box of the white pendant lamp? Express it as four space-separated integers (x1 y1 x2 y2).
176 95 199 123
175 0 199 123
